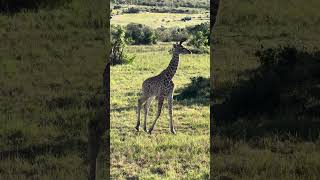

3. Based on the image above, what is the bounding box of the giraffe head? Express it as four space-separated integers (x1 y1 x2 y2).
172 40 191 55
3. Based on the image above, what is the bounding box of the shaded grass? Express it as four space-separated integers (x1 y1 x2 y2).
0 0 107 179
211 0 320 179
111 11 209 28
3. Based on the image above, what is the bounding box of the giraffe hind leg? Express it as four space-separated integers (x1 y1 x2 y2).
148 96 164 134
168 95 176 134
136 96 148 131
143 97 153 132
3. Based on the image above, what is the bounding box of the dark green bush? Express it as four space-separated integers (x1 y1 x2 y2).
181 16 192 21
124 7 140 13
187 22 210 46
148 7 199 14
189 31 208 49
155 27 189 42
125 23 157 45
113 5 122 9
110 25 135 65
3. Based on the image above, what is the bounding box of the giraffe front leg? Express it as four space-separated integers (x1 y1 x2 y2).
148 96 164 134
168 94 176 134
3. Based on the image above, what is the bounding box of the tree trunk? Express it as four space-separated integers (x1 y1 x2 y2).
88 62 110 180
88 1 111 179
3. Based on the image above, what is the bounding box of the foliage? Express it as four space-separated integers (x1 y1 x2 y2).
111 0 210 9
189 31 208 51
148 7 201 14
124 7 140 13
181 16 192 21
110 25 135 65
113 5 122 9
125 23 157 45
155 27 189 42
186 22 210 53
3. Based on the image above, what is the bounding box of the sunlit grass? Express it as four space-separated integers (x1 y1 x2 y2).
111 12 209 28
110 43 210 178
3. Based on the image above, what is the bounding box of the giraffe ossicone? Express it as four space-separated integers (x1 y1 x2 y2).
136 40 191 134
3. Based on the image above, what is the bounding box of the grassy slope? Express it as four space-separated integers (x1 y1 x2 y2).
0 0 106 179
112 12 209 28
110 44 210 178
212 0 320 179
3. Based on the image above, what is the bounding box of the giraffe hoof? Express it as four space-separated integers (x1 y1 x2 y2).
143 127 148 133
171 129 176 134
135 126 139 131
148 129 153 134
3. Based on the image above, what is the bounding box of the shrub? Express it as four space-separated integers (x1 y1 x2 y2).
189 31 208 49
187 22 210 46
155 27 189 42
125 23 157 45
110 25 135 65
181 16 192 21
113 5 122 9
148 7 199 14
124 7 140 13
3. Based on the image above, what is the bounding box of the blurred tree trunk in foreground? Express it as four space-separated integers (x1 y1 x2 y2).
88 2 111 180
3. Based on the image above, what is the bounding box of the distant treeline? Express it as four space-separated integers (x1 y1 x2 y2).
118 6 204 14
112 0 209 9
111 22 209 52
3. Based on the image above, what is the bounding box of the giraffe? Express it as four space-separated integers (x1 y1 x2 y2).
135 40 191 134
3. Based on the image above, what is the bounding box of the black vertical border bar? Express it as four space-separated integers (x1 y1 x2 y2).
105 0 111 178
210 0 220 179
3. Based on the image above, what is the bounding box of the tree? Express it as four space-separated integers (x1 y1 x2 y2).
125 23 157 45
110 25 134 65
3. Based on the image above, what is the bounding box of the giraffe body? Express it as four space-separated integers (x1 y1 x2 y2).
136 41 191 134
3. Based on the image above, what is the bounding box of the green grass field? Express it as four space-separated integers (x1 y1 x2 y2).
110 44 210 178
112 12 209 28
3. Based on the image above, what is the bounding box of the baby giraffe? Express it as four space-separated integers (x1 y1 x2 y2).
136 40 191 134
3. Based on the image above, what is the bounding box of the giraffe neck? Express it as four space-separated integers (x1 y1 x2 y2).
164 50 179 80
